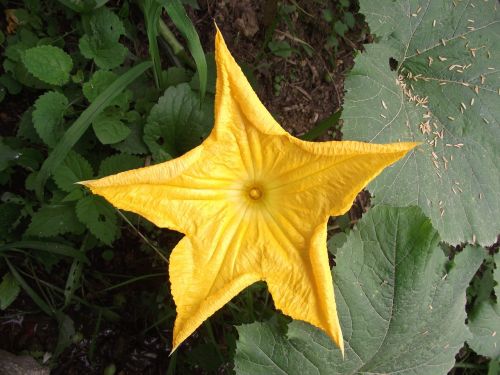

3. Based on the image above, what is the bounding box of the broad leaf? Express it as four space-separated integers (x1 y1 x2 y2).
468 252 500 358
144 83 213 161
22 45 73 85
76 195 118 245
234 206 484 375
26 204 85 237
32 91 68 148
342 0 500 246
52 151 94 193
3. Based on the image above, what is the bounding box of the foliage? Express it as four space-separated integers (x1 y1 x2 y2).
0 0 498 373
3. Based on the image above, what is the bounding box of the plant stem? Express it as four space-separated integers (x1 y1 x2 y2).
157 19 195 69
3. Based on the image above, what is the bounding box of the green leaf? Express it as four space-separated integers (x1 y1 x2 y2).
35 61 152 201
21 45 73 85
468 252 500 358
0 272 21 310
163 66 193 87
268 40 293 58
234 206 484 375
76 196 118 245
83 70 131 108
98 154 144 177
32 91 68 148
79 7 127 69
0 139 19 171
53 151 94 193
144 83 213 160
341 0 500 246
164 0 207 101
112 122 149 155
26 204 85 238
92 111 131 144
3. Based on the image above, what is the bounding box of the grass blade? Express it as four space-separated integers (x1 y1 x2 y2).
143 0 164 89
35 61 152 201
0 241 88 262
164 0 207 102
300 110 342 141
4 257 54 316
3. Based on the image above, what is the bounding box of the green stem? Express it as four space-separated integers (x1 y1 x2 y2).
96 273 165 294
158 19 196 69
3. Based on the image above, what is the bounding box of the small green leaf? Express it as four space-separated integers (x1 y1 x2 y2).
98 154 144 177
53 152 94 193
268 40 293 58
235 206 484 375
76 196 118 245
144 83 213 161
0 140 19 171
26 204 85 238
79 7 127 69
32 91 68 148
93 111 131 144
22 45 73 85
0 273 21 310
83 70 130 108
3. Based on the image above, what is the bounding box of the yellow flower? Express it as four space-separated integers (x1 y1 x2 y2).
81 28 418 354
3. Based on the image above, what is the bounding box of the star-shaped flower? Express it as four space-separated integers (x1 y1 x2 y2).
81 28 417 353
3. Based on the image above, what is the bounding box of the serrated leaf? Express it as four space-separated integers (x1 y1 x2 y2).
32 91 68 148
468 252 500 358
76 195 118 245
144 83 213 161
82 70 131 108
234 206 484 375
0 272 21 310
53 151 94 193
26 204 85 238
112 122 149 155
341 0 500 246
22 45 73 85
98 154 143 177
92 111 131 144
78 7 127 69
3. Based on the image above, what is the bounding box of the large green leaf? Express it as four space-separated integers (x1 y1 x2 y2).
144 83 213 161
234 206 484 375
468 252 500 358
341 0 500 246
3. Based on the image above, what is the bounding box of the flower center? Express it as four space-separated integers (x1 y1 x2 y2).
248 187 262 200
